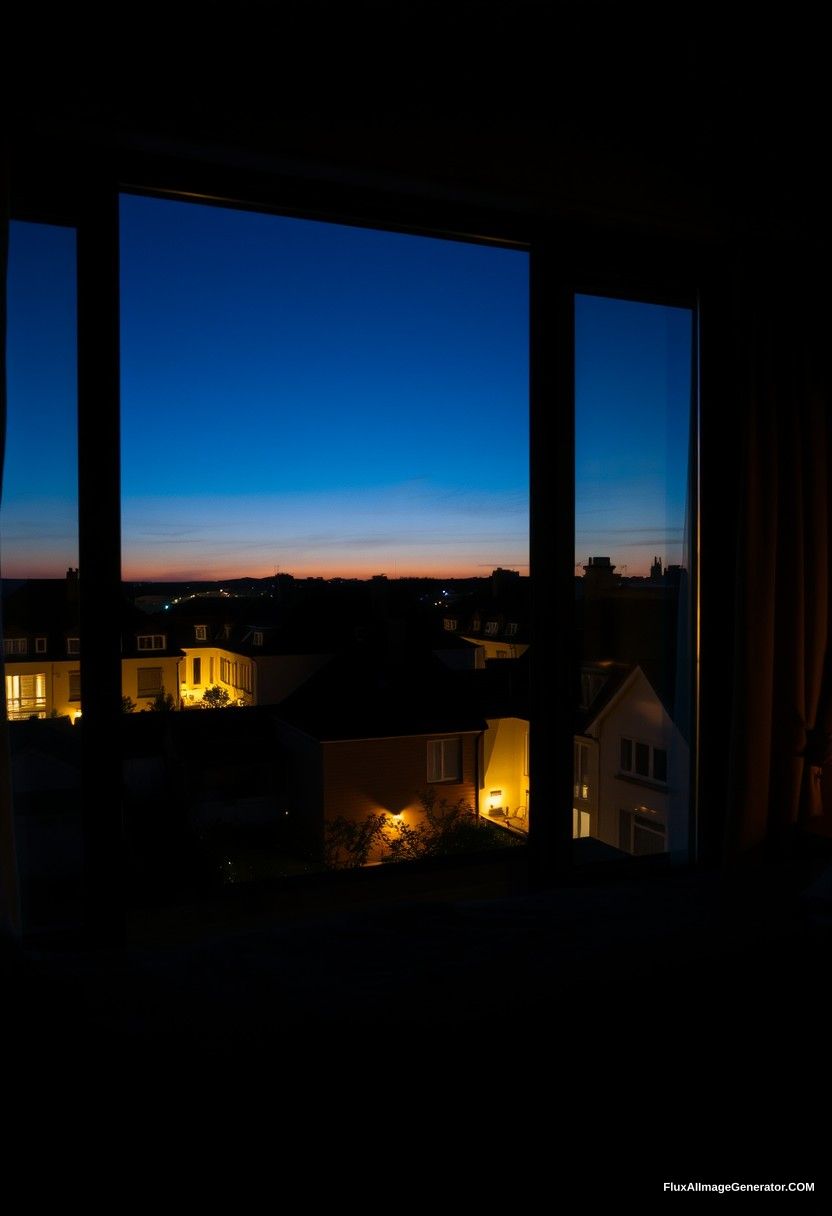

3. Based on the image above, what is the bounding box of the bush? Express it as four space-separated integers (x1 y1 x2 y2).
324 789 522 869
201 685 232 709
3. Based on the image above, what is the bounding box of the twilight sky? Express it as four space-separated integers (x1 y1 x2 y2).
3 207 691 581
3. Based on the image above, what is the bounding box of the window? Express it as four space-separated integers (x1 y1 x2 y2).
69 671 81 701
443 618 457 632
8 154 701 905
5 673 46 719
209 656 215 684
620 809 666 856
35 637 47 653
137 667 163 697
4 638 27 655
195 625 207 641
619 737 668 785
574 740 589 800
253 631 263 646
67 637 80 655
484 621 499 636
427 737 462 782
192 656 201 685
506 623 518 637
137 634 165 651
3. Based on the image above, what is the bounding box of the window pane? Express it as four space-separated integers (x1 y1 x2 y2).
2 221 83 931
119 194 529 890
574 294 693 862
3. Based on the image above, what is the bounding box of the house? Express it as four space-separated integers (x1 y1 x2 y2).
573 663 688 857
2 577 184 718
274 648 487 863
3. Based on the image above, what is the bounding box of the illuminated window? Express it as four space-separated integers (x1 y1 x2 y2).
137 634 166 651
427 737 462 782
4 638 27 655
137 667 163 697
5 673 46 719
620 737 667 784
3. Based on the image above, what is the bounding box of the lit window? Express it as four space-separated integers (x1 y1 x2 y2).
427 737 462 782
5 673 47 719
4 638 27 655
137 635 166 650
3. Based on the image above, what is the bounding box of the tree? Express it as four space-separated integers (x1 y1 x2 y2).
201 684 231 709
122 695 136 713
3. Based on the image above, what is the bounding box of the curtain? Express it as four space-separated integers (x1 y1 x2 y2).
726 253 832 856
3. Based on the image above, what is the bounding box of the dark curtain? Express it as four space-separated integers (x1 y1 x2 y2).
0 145 21 931
726 254 832 856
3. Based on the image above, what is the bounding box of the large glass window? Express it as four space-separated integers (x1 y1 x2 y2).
118 194 530 888
2 221 84 930
574 293 694 862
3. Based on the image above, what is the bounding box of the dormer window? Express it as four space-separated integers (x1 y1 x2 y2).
4 638 27 655
443 618 457 632
67 637 80 655
35 637 47 653
506 622 518 637
223 624 232 639
195 625 207 641
484 621 499 636
137 634 165 651
253 631 263 646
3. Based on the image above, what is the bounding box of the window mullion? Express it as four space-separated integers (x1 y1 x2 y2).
77 171 124 942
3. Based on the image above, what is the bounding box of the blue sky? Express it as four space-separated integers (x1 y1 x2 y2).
3 208 690 581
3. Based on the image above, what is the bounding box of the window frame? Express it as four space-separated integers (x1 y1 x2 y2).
8 148 703 936
619 735 670 787
137 634 166 651
427 736 463 783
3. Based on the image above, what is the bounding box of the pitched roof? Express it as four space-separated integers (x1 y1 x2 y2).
276 646 487 742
